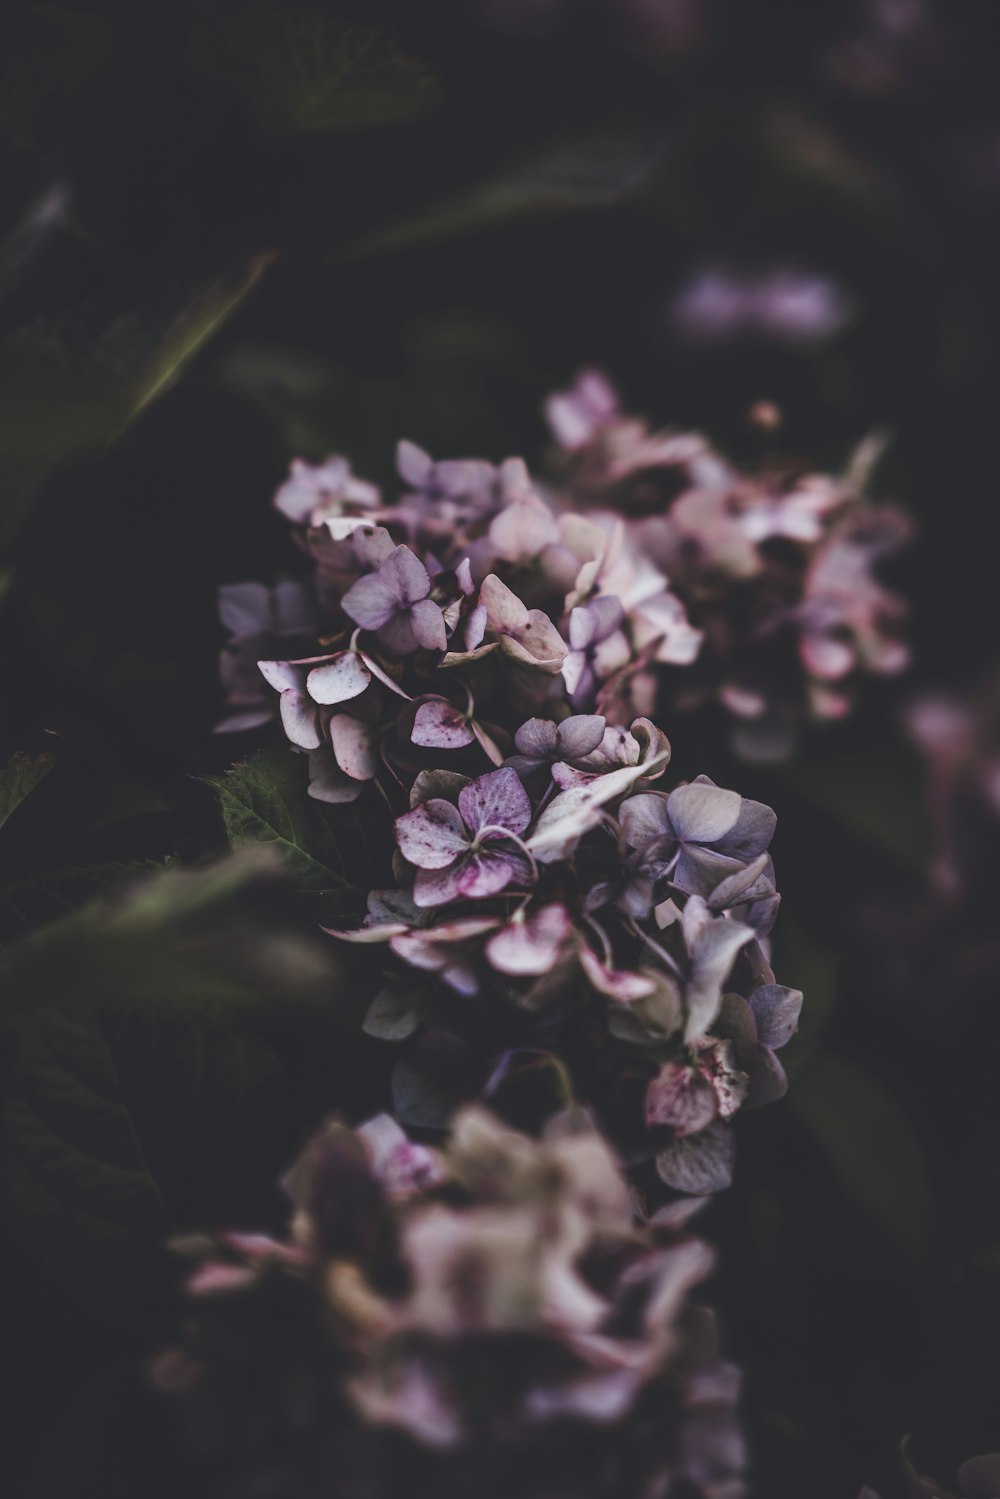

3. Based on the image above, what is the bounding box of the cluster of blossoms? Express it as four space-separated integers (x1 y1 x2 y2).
218 372 909 770
156 1105 746 1499
336 743 798 1199
198 390 829 1494
215 396 808 1192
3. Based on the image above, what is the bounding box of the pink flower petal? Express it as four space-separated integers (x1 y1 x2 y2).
329 714 378 782
306 653 371 704
458 766 532 838
412 700 476 750
279 689 321 749
396 800 469 870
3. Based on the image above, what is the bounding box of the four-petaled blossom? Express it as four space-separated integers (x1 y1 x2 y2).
342 545 447 655
395 766 534 907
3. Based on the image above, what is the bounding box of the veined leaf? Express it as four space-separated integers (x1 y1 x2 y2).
208 749 360 906
0 749 57 834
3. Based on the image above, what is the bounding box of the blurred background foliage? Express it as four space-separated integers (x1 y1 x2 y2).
2 1 1000 1494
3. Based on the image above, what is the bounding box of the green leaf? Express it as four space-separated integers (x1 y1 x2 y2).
0 858 175 943
3 1004 172 1312
189 7 441 137
0 853 333 1307
0 255 272 553
0 749 57 833
0 849 332 1032
337 129 663 261
208 749 360 907
790 1051 931 1261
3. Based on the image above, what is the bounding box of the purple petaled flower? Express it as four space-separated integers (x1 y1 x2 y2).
307 714 379 803
485 901 572 975
545 369 620 451
714 984 803 1107
645 1037 749 1138
394 766 535 907
341 545 448 656
506 714 607 777
620 775 776 903
216 581 317 733
274 455 380 527
562 596 631 707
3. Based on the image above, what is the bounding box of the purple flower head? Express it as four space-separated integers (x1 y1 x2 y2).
395 766 535 907
307 714 379 804
257 659 323 749
391 916 502 997
645 1037 749 1137
545 369 620 451
216 581 317 733
506 714 607 777
479 574 568 672
562 595 631 707
714 984 803 1107
485 901 572 976
341 545 447 656
274 455 380 527
621 776 776 904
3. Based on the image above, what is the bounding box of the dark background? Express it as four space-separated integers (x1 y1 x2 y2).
2 2 1000 1494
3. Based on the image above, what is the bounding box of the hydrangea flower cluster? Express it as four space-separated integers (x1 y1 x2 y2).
336 741 799 1199
218 373 909 771
156 1105 746 1499
546 371 911 759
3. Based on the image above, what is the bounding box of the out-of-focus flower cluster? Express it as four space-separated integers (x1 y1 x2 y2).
218 372 909 772
545 371 910 760
156 1106 746 1499
336 747 799 1199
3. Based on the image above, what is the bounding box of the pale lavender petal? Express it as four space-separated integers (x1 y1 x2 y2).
568 606 596 653
464 603 488 651
409 598 448 652
412 700 476 750
219 582 269 636
306 653 371 704
619 792 673 850
485 902 571 975
685 914 755 1042
668 781 742 843
645 1062 718 1136
588 594 626 641
561 650 590 701
352 524 396 571
258 659 302 692
488 494 558 561
656 1123 736 1194
214 708 274 734
513 718 558 758
556 715 606 758
329 714 378 782
307 747 365 803
747 985 803 1050
455 847 527 899
578 949 658 1002
715 797 777 860
340 569 401 630
279 689 321 749
411 862 468 907
707 853 773 910
458 766 532 838
376 610 419 655
396 800 469 870
397 439 433 488
384 545 432 606
409 769 471 807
